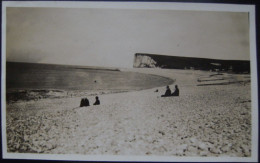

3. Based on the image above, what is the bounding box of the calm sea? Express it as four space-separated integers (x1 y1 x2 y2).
6 62 173 91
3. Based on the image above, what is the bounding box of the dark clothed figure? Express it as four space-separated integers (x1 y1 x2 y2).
93 96 100 105
172 85 179 96
80 98 90 107
161 86 171 97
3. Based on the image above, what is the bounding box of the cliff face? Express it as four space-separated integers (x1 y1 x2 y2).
134 55 157 68
133 53 250 73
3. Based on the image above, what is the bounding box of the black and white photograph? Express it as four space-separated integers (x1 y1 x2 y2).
1 1 258 162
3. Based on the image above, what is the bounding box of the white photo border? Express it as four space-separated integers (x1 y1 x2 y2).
1 1 258 162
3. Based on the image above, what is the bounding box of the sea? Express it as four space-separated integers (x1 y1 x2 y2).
6 62 173 92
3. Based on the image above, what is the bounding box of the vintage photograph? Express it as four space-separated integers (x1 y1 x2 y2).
1 1 258 162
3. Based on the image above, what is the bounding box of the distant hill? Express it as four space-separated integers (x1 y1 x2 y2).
134 53 250 73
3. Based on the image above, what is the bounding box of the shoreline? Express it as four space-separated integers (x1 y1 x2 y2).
6 68 175 103
5 69 251 157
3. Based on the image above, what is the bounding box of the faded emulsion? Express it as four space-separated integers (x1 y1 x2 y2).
3 4 255 161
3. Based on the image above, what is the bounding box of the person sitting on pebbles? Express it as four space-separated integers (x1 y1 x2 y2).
80 97 90 107
93 96 100 105
161 85 171 97
171 85 179 96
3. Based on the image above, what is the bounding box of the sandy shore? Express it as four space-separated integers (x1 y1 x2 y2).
6 69 251 157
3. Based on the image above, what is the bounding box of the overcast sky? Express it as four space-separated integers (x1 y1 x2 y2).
6 7 249 68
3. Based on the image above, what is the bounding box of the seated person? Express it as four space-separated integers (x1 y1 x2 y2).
80 98 90 107
93 96 100 105
171 85 179 96
161 86 171 97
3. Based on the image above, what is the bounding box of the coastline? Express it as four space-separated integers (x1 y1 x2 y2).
6 63 174 104
5 68 251 157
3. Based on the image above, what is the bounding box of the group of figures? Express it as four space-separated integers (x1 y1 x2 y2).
80 85 178 107
80 96 100 107
161 85 179 97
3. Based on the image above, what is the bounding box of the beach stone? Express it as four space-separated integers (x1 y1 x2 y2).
15 143 20 150
243 150 251 157
46 143 54 150
199 151 209 156
158 131 165 136
187 145 198 153
158 146 168 152
220 144 232 153
177 144 188 152
23 135 29 142
146 151 152 155
240 144 250 156
38 140 46 147
176 149 184 155
198 143 207 150
190 137 198 144
21 145 29 151
210 147 222 154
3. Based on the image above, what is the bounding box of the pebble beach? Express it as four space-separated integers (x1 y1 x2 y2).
5 68 252 157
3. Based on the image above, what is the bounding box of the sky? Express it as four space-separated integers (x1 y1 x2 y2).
6 7 250 68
